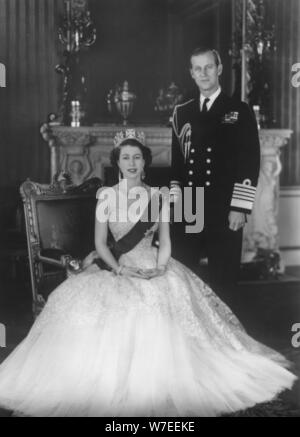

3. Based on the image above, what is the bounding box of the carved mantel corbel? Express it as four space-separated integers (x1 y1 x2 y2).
242 129 293 269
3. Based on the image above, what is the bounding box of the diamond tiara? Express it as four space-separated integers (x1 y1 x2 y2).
113 129 146 148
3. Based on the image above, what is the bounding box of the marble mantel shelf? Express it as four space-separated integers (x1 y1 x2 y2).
41 124 293 266
41 124 172 182
41 124 293 177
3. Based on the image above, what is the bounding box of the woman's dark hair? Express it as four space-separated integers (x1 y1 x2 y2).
110 139 153 171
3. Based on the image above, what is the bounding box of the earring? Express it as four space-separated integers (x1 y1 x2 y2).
119 171 123 181
142 170 146 181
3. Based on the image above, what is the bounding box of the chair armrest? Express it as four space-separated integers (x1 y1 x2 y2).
38 252 83 273
38 254 66 268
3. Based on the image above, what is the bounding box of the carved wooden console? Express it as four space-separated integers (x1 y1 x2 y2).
41 124 292 265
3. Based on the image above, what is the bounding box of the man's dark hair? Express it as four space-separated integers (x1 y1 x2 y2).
190 47 222 67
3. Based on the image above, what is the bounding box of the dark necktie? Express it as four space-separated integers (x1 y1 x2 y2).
202 98 210 113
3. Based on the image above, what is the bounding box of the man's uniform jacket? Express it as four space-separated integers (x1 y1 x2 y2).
171 91 261 228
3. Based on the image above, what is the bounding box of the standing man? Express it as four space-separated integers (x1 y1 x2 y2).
170 47 260 307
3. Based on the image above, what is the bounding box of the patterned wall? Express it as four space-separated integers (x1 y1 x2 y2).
0 0 61 187
271 0 300 186
0 0 299 188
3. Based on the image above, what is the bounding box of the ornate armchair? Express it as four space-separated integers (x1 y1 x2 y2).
20 176 102 317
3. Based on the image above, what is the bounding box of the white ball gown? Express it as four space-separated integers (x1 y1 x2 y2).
0 186 297 417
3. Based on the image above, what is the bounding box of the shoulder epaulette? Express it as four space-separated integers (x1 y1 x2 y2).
172 99 195 136
174 99 195 111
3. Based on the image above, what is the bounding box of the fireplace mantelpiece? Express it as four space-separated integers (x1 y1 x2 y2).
41 124 172 185
41 124 292 265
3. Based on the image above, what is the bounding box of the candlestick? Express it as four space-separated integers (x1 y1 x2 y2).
56 0 96 125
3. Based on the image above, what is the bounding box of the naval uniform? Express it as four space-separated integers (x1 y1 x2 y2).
170 90 261 305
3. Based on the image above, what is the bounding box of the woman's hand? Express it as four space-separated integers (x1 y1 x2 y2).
139 266 167 279
82 251 98 269
120 266 150 279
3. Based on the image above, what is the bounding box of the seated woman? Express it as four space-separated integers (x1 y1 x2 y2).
0 129 297 417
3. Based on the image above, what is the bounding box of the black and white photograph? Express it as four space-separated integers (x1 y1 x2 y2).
0 0 299 419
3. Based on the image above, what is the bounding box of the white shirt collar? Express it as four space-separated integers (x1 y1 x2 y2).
200 87 222 111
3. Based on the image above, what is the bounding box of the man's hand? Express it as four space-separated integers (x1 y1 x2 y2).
228 211 247 232
170 185 182 204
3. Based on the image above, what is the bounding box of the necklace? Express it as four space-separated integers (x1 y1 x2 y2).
118 180 147 198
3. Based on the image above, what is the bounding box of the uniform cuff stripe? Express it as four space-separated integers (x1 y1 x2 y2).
233 191 256 197
233 187 256 194
234 183 256 193
233 190 256 197
233 195 256 202
231 198 254 211
234 188 256 196
234 184 256 189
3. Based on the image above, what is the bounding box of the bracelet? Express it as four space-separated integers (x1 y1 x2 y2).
157 265 167 271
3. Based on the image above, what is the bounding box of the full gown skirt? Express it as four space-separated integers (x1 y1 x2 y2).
0 200 297 417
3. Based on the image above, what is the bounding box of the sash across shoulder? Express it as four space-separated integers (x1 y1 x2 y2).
94 192 162 271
